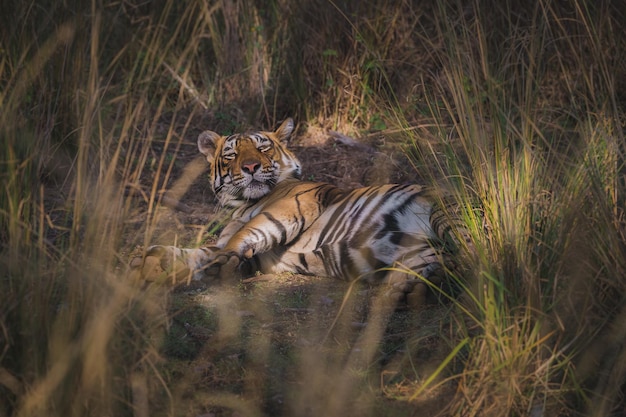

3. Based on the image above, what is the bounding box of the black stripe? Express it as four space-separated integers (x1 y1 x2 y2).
315 184 345 206
375 191 422 244
315 187 379 247
339 242 357 279
298 253 308 270
350 185 422 248
261 212 288 245
320 245 341 278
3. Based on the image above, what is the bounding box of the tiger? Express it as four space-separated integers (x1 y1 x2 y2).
133 118 471 307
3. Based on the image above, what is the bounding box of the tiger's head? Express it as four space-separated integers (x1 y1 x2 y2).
197 118 302 207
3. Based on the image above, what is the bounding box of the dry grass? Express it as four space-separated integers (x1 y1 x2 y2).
1 0 625 416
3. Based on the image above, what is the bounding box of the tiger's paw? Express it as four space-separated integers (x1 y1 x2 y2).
383 262 446 309
129 245 196 286
203 251 242 283
384 278 428 309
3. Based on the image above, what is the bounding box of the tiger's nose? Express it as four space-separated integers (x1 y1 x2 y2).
241 160 261 174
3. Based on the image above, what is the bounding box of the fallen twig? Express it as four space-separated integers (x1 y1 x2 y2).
328 130 376 153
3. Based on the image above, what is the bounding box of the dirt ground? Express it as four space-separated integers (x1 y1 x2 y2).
126 121 459 417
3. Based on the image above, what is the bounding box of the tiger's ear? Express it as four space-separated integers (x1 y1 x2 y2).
274 118 295 142
198 130 222 160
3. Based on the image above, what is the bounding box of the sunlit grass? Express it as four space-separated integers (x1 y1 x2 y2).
399 1 626 415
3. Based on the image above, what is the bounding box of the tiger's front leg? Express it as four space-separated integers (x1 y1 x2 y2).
130 216 251 285
207 187 326 277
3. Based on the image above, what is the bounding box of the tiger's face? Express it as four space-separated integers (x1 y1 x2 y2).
197 118 302 207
